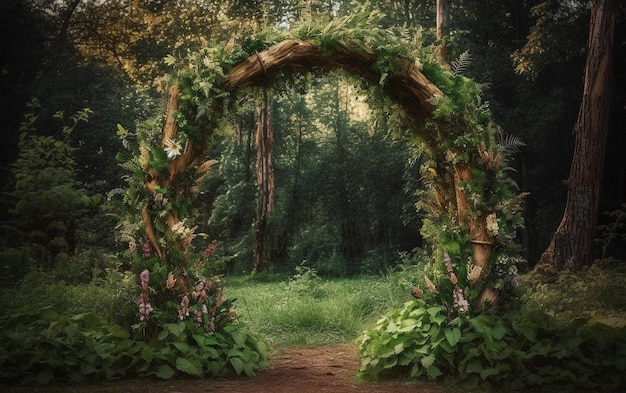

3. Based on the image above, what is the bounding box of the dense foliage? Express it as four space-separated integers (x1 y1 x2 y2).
358 299 626 390
0 306 268 383
1 0 625 390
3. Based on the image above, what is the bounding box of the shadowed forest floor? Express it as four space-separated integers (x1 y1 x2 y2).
3 344 452 393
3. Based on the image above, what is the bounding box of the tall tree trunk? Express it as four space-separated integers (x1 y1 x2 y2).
436 0 450 66
254 91 274 273
534 0 615 273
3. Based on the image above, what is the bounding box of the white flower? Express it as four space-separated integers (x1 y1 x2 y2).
453 285 469 312
486 213 499 236
164 138 183 159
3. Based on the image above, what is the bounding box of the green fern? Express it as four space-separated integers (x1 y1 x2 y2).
498 134 526 154
451 49 472 76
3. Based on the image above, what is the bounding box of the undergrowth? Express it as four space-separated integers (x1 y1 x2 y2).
516 262 626 326
227 272 409 347
357 261 626 391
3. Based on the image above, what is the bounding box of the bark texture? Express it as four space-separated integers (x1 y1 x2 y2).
254 93 274 273
435 0 450 66
534 0 615 273
223 39 443 122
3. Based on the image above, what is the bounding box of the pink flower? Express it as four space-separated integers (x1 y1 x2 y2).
140 269 150 291
178 294 190 320
142 240 152 259
204 240 217 259
138 270 152 320
453 285 469 313
138 294 153 320
444 253 453 273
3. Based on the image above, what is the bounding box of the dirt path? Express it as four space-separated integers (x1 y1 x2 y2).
193 344 447 393
6 344 452 393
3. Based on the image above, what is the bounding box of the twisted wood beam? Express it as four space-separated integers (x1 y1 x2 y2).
223 39 443 122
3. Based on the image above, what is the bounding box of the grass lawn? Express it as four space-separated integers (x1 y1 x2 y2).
225 262 626 349
226 274 412 348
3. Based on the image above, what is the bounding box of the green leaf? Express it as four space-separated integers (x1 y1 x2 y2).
480 367 500 381
379 72 388 86
163 323 186 338
155 365 175 379
164 54 177 66
421 354 436 368
427 364 443 379
141 346 154 362
445 327 462 346
230 356 245 375
463 359 482 374
116 123 129 139
171 341 191 354
231 331 246 348
175 357 203 376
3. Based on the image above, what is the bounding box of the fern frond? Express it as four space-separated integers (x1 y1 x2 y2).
498 134 526 154
451 50 472 76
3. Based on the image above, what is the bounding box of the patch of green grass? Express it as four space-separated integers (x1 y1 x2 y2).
225 275 410 347
517 261 626 327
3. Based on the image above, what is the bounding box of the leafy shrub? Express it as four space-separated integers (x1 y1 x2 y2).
358 299 626 390
287 262 325 298
0 248 36 287
0 268 137 328
517 264 626 324
0 306 268 385
0 307 134 384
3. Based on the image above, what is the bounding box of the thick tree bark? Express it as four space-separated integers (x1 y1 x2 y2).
534 0 615 273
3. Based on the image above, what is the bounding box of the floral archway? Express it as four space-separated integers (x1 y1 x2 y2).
118 13 525 331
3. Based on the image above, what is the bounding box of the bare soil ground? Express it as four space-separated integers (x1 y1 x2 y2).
4 344 454 393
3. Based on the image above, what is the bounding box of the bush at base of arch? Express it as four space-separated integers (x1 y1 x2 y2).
357 299 626 391
0 306 269 385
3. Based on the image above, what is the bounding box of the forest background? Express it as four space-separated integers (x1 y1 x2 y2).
1 0 624 280
1 0 626 389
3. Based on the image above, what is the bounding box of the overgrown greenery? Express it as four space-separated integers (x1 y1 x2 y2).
2 2 625 391
228 269 409 347
0 306 268 384
358 299 626 390
357 262 626 391
112 8 526 325
7 99 97 268
0 267 268 385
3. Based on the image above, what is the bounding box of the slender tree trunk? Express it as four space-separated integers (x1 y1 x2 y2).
534 0 615 273
56 0 81 45
254 91 274 273
436 0 450 66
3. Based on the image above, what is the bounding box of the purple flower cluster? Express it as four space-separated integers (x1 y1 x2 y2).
445 253 470 313
176 278 224 334
142 240 152 259
204 239 217 260
138 269 153 321
178 294 190 320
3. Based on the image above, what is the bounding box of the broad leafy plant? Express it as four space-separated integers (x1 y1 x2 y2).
358 299 626 390
0 305 268 384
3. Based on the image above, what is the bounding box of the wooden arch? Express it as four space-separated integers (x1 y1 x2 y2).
140 37 521 312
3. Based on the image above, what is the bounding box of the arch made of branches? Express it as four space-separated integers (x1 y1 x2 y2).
129 28 525 316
